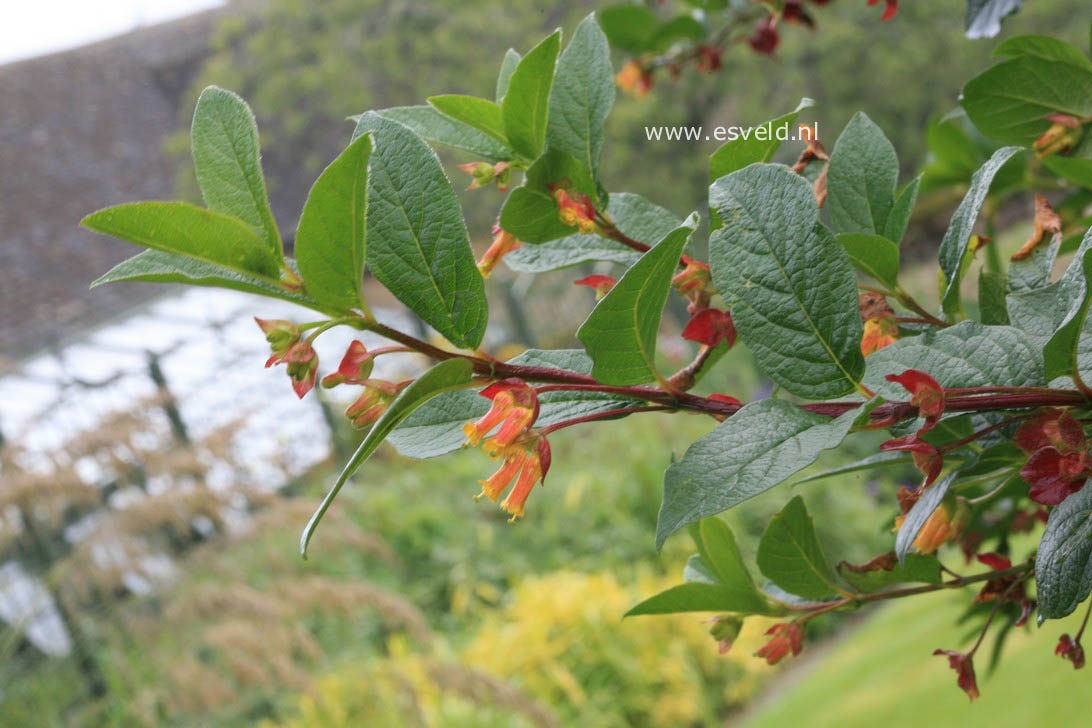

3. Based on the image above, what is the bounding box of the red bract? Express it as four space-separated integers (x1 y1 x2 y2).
574 274 617 299
867 0 899 21
885 369 944 431
269 340 318 399
1056 634 1086 669
755 623 803 665
465 379 540 448
681 308 736 348
1014 409 1085 454
748 17 779 54
1020 447 1087 505
321 340 375 388
256 317 301 365
550 184 598 234
933 650 979 701
880 435 942 486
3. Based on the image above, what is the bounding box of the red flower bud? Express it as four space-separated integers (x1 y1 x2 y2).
885 369 944 432
755 622 803 665
256 317 301 365
321 340 376 388
708 615 744 654
782 0 816 27
458 161 512 191
681 308 736 348
344 380 401 428
574 274 617 300
695 45 722 72
1056 634 1086 669
1014 409 1086 454
933 649 979 701
280 341 319 399
748 16 780 54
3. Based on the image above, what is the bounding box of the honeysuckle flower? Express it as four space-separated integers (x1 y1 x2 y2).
885 369 944 432
255 317 301 365
748 16 779 54
458 161 512 191
321 340 375 388
477 223 523 278
463 379 539 448
344 380 402 428
755 623 803 665
672 256 714 313
880 435 942 487
933 649 979 701
277 341 319 399
894 493 970 555
681 308 736 348
867 0 899 22
1034 114 1084 158
615 59 653 97
574 274 617 299
861 316 898 356
1056 634 1086 669
551 185 598 234
477 435 551 521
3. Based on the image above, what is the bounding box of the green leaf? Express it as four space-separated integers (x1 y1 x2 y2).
895 472 955 562
502 30 560 159
994 35 1091 67
389 349 641 458
496 48 521 101
709 164 864 399
862 321 1043 397
190 86 282 259
657 401 864 548
1008 231 1061 294
294 133 372 312
504 191 677 272
1041 248 1092 381
301 359 474 557
428 94 508 145
709 99 814 182
646 15 705 53
577 214 699 385
757 496 843 600
499 187 576 243
91 250 328 313
794 451 911 485
547 13 614 181
81 202 280 278
1008 229 1092 352
965 0 1023 39
827 112 900 237
624 582 773 617
884 175 921 244
837 553 943 593
962 56 1092 145
599 4 658 54
352 113 488 349
697 519 762 596
373 106 512 161
837 233 900 289
937 147 1021 316
1036 483 1092 619
978 270 1010 325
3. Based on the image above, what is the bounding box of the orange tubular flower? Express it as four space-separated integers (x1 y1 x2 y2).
462 379 540 448
615 59 653 98
477 223 523 278
550 185 598 234
755 623 803 665
321 340 376 388
477 436 551 521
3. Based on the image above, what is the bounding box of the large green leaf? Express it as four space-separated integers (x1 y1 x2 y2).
353 112 488 349
294 133 372 312
965 0 1023 39
499 187 575 243
837 233 900 289
577 214 698 385
826 112 899 237
657 401 864 548
190 86 282 258
427 94 508 145
373 106 512 161
502 30 560 159
962 55 1092 145
81 202 280 278
862 321 1043 397
757 496 843 600
547 14 614 180
978 270 1010 325
837 553 943 593
504 192 677 271
1008 229 1092 351
697 519 761 595
709 164 864 399
709 98 814 182
1041 248 1092 381
624 582 772 617
301 359 474 557
1008 231 1061 295
496 48 521 101
895 472 955 562
90 250 328 313
1037 484 1092 619
937 147 1021 316
994 34 1092 66
599 4 659 54
884 175 921 245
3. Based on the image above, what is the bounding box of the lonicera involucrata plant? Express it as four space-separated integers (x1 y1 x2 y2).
82 6 1092 702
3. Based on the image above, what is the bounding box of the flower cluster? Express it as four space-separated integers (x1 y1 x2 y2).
321 340 406 428
257 318 319 398
1014 409 1090 505
550 183 598 234
755 622 803 665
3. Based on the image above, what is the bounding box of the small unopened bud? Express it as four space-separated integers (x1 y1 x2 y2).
708 615 744 654
1034 115 1084 159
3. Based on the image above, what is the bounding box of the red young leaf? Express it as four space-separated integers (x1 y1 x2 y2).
681 308 736 347
933 650 979 701
880 435 943 486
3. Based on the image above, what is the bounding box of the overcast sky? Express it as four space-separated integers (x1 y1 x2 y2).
0 0 224 65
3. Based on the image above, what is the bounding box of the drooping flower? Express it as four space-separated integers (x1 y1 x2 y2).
458 161 512 191
255 317 301 365
755 623 803 665
672 256 714 314
885 369 945 432
615 60 653 98
574 274 617 300
1056 634 1086 669
278 341 319 399
463 379 540 448
681 308 736 348
344 380 403 428
478 435 551 521
933 649 979 701
972 553 1033 624
550 184 598 234
748 16 779 54
1033 114 1084 159
321 340 375 388
894 493 970 555
477 223 523 278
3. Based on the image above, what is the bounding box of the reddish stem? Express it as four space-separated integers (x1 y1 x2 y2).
538 406 673 435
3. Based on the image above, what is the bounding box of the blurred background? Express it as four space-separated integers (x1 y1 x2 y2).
1 1 1089 726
